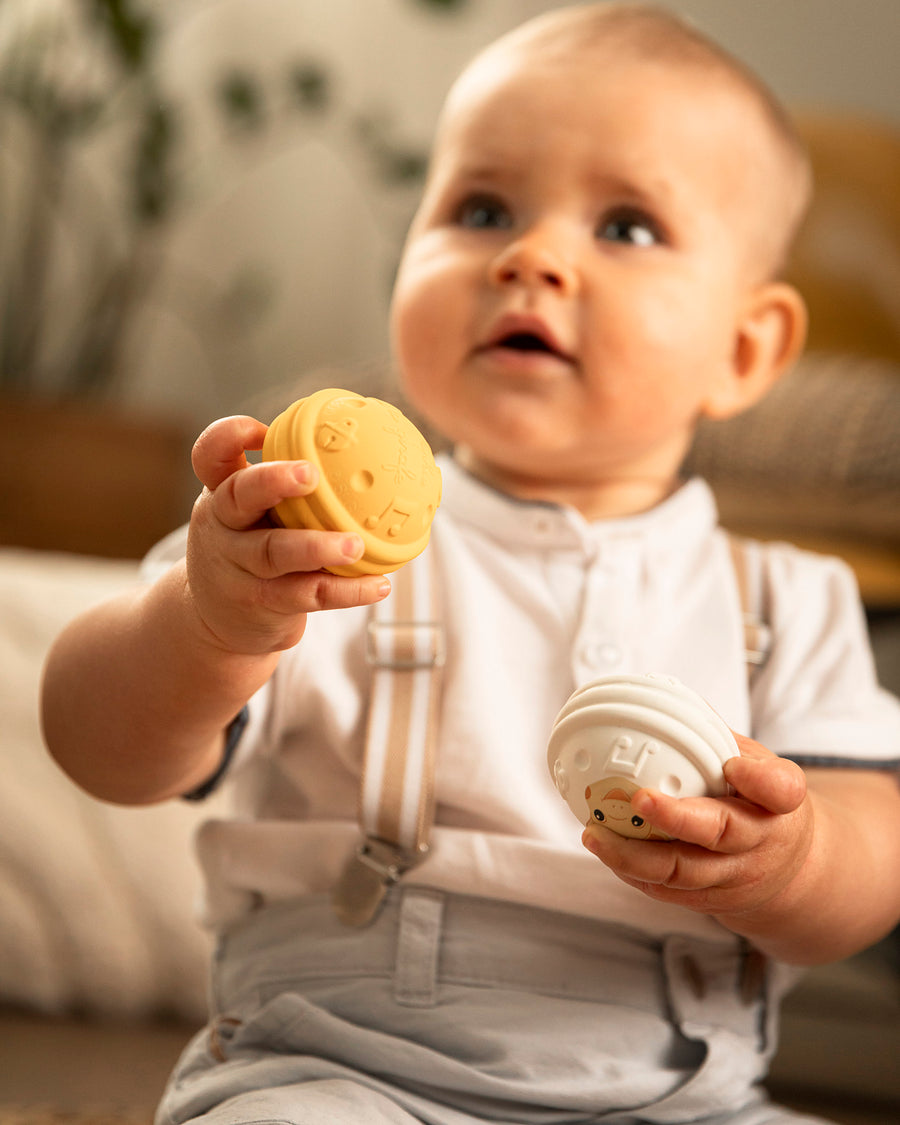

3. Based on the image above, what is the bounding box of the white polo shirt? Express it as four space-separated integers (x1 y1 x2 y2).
148 456 900 938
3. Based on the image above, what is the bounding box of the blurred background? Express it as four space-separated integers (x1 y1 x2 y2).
1 0 898 557
1 4 899 1123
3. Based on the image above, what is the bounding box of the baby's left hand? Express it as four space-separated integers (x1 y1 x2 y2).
582 735 813 918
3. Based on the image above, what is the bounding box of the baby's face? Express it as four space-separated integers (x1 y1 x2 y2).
391 45 779 514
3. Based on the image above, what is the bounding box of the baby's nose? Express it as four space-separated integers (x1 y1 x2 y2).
489 230 577 293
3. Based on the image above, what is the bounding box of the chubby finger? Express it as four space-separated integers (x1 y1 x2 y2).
723 752 807 815
258 568 392 616
628 788 765 854
227 524 367 579
192 416 268 490
582 822 736 894
212 460 318 532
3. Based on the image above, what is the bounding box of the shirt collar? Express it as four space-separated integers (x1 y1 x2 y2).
437 452 718 560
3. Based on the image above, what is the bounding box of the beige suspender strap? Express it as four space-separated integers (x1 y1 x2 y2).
333 547 445 927
728 534 772 674
362 548 444 852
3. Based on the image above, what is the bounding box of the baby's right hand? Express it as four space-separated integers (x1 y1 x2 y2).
185 415 391 656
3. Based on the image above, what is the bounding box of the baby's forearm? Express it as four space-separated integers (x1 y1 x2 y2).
715 769 900 964
41 560 279 805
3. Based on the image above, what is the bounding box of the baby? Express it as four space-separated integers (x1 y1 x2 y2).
42 5 900 1124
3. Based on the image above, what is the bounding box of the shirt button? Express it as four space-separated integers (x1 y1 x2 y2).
582 641 623 669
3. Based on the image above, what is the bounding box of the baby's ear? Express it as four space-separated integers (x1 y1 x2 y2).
702 282 807 421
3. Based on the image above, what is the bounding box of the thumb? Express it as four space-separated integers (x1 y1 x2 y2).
724 734 807 814
192 416 268 490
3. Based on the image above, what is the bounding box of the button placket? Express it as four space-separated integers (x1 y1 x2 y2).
572 543 634 682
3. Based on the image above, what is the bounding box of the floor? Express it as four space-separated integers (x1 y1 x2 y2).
2 976 899 1125
0 1010 190 1119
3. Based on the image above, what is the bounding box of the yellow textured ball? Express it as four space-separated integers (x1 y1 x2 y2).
262 388 442 576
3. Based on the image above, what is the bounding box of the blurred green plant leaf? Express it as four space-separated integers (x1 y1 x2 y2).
133 101 177 221
87 0 157 71
288 61 330 111
217 70 266 130
414 0 468 11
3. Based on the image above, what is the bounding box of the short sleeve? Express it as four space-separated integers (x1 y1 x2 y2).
751 544 900 767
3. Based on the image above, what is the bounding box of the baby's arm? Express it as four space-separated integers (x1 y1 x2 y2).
41 415 390 806
583 736 900 965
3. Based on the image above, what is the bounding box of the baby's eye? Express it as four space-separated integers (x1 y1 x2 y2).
630 815 645 828
597 208 662 248
593 809 605 823
454 194 513 231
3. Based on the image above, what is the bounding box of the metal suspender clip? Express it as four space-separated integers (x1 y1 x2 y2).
333 836 430 927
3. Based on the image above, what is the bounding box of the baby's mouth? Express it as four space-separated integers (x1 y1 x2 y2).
495 331 558 355
481 318 573 366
